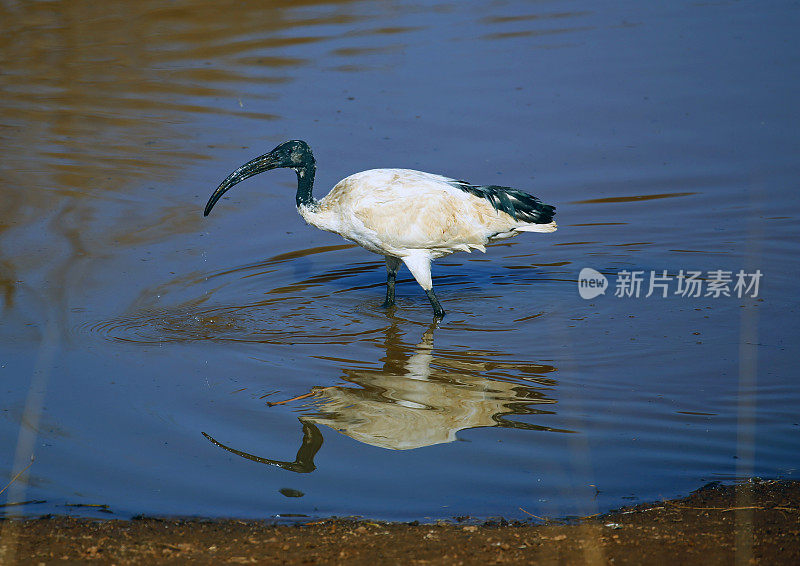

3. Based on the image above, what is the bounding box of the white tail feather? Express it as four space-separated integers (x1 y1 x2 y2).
515 221 557 233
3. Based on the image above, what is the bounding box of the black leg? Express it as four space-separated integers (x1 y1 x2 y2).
399 255 445 318
381 256 401 309
425 288 446 319
382 271 396 308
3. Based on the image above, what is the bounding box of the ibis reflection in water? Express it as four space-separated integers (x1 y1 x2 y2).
203 140 557 317
202 323 573 473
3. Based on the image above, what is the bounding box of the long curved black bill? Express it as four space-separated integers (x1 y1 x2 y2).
203 151 281 216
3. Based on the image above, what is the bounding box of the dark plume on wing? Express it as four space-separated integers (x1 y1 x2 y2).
449 180 556 224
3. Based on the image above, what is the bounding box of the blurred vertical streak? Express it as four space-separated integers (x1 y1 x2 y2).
734 180 764 566
735 303 758 565
0 316 59 563
543 310 604 565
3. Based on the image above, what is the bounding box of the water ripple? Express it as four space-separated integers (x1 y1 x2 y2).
77 301 383 345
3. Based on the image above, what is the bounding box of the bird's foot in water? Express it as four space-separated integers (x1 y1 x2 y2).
425 289 446 319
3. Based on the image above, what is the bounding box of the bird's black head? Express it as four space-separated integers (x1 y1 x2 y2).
263 140 315 171
204 140 316 216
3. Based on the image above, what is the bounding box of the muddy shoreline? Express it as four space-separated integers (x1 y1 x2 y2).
1 480 797 564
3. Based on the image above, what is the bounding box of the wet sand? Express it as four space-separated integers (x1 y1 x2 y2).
1 480 797 564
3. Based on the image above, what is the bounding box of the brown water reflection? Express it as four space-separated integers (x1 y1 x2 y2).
202 323 570 472
569 192 697 205
0 0 360 313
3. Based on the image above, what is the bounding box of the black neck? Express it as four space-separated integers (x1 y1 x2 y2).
295 163 316 208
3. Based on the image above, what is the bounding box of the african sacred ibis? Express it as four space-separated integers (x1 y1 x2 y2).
203 140 557 318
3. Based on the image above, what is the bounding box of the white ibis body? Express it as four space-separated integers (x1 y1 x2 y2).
203 140 557 318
